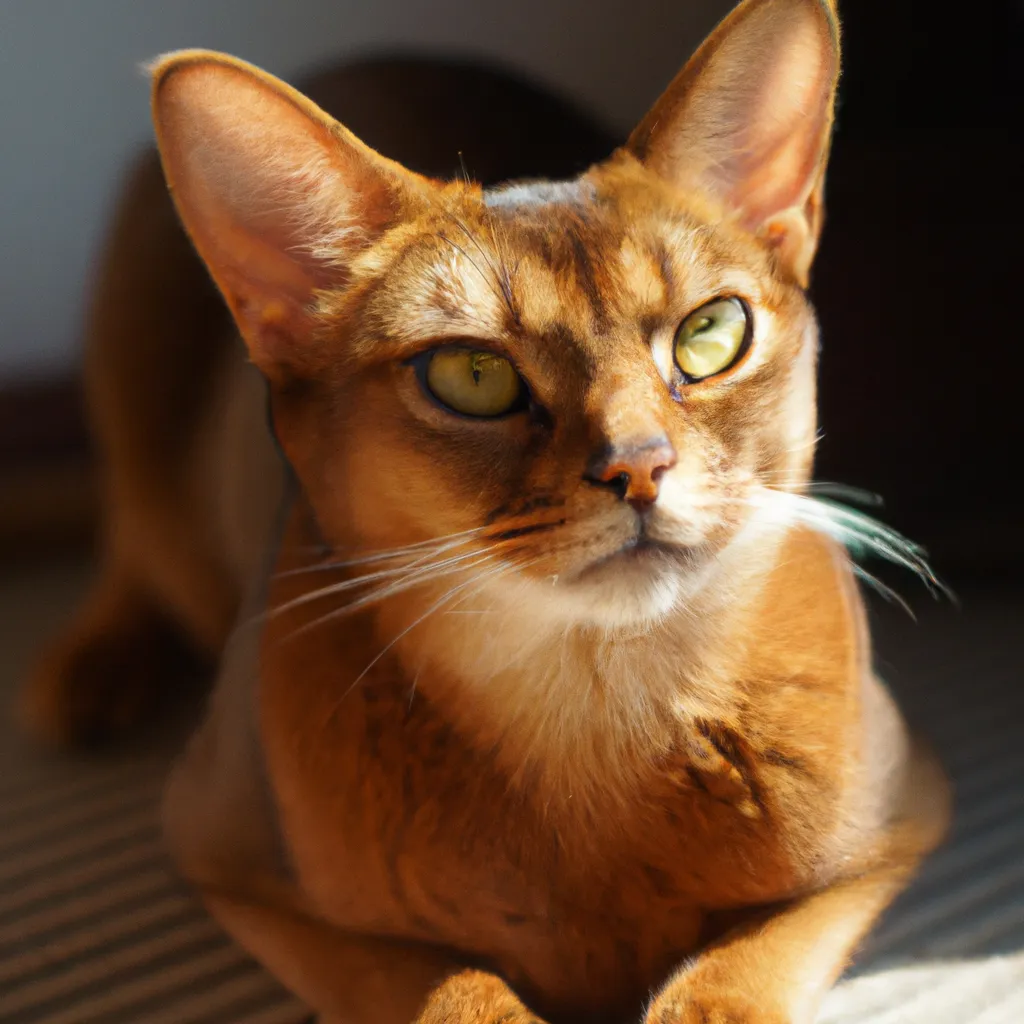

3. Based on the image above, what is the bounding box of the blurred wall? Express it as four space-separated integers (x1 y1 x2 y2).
0 0 730 380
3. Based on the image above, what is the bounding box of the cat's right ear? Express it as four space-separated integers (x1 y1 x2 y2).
150 51 428 379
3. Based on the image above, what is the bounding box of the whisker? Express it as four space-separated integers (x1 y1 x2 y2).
330 558 519 703
484 218 520 326
278 546 512 644
270 547 494 628
408 665 422 711
803 482 884 507
424 188 518 332
758 475 885 509
751 487 953 608
449 214 519 324
787 431 824 454
853 565 915 618
437 233 492 294
273 527 486 579
441 555 542 617
276 540 460 590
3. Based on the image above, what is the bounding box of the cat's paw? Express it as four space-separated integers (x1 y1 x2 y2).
646 988 789 1024
414 970 543 1024
19 585 206 749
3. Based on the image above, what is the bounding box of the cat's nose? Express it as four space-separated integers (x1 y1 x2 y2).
583 435 677 510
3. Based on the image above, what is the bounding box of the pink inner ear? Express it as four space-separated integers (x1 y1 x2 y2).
722 22 834 229
628 0 838 256
178 104 358 295
153 57 413 367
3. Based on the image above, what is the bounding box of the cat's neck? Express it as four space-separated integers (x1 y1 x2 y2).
377 519 789 810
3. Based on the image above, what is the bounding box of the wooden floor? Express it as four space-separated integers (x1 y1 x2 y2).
1 561 1021 1023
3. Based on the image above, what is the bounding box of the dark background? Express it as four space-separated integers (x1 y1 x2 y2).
811 0 1024 576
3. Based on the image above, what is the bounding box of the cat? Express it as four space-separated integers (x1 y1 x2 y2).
23 1 949 1022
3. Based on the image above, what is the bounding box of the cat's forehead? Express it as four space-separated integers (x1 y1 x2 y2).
352 170 776 361
482 178 591 211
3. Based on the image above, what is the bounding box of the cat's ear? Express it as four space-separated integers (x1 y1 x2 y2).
628 0 840 285
150 51 428 377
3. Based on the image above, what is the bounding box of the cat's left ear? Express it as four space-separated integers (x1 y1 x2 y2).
628 0 840 285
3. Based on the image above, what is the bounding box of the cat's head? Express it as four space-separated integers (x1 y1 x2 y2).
151 0 839 628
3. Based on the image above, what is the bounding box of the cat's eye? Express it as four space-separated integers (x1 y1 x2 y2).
423 348 525 418
674 298 750 381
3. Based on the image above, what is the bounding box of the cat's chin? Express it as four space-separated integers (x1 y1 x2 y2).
578 537 692 576
568 542 697 626
504 541 704 630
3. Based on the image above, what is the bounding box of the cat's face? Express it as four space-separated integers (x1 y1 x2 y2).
151 0 839 626
290 164 818 625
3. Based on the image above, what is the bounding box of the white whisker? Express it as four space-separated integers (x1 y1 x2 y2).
803 482 884 507
852 565 915 617
278 551 499 642
329 558 523 709
266 545 491 624
750 486 952 608
273 526 486 579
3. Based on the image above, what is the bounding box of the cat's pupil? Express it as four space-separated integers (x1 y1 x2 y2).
470 353 484 385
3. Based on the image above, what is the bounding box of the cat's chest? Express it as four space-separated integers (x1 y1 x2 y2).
262 670 807 1017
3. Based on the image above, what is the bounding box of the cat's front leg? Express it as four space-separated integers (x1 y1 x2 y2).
643 865 905 1024
643 739 950 1024
413 970 546 1024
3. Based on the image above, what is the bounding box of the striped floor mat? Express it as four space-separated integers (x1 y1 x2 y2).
1 564 1021 1023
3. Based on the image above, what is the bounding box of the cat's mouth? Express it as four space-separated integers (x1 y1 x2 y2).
535 521 706 625
575 532 695 581
616 536 678 560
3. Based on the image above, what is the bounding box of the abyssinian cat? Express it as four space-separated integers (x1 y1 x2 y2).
24 1 949 1022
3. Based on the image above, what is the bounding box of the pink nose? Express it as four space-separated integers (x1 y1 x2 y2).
584 435 678 510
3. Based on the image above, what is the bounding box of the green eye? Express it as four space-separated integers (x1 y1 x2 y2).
674 298 750 381
424 348 524 417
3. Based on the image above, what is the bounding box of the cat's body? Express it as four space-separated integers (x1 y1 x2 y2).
25 2 949 1022
170 507 907 1024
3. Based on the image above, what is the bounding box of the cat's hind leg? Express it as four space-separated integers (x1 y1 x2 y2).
19 559 211 748
17 147 240 749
